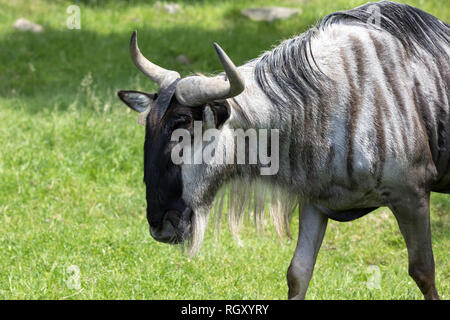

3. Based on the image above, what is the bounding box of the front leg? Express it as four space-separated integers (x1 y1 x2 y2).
287 204 328 299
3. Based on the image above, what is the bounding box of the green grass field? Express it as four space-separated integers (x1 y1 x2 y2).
0 0 448 299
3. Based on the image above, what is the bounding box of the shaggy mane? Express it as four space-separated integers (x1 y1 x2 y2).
186 1 450 256
255 1 450 107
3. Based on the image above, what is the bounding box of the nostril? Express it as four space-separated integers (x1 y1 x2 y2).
149 208 192 244
148 219 161 229
164 210 182 228
165 208 192 228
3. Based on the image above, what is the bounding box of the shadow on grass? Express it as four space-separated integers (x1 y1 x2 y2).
0 7 316 114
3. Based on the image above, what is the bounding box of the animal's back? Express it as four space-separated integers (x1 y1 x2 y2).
309 3 450 196
254 1 450 202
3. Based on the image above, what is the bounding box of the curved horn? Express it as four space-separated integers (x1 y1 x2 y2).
175 43 245 106
130 30 180 88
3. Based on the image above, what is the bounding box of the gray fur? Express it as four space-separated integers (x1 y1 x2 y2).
179 1 448 299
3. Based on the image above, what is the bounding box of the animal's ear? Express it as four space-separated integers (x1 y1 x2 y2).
205 101 230 128
117 90 156 113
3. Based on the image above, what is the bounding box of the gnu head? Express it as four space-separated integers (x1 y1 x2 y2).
117 31 245 245
115 1 450 300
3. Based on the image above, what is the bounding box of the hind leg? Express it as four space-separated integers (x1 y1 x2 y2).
389 190 439 300
287 204 328 299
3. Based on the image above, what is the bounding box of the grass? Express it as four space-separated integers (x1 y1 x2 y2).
0 0 448 299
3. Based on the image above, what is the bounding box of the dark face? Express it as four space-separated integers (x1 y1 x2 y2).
144 99 203 244
118 89 230 244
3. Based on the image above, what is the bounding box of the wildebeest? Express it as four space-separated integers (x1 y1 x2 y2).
117 1 449 299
